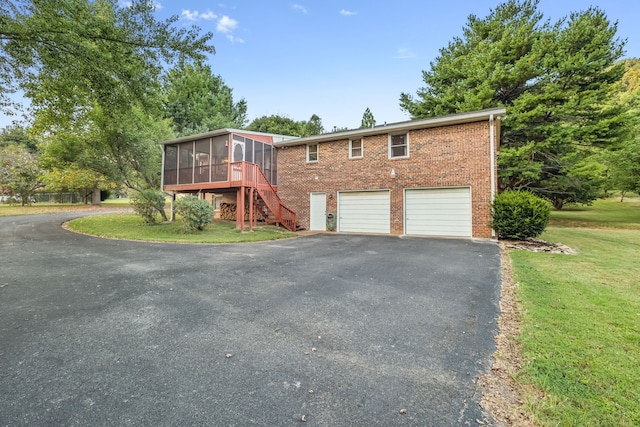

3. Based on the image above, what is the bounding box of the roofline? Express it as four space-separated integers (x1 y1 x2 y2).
273 108 507 147
159 128 299 145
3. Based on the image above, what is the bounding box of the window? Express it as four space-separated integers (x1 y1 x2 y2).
349 138 363 158
389 133 409 158
307 144 318 162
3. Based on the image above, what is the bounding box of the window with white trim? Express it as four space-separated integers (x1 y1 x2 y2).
389 133 409 158
307 144 318 162
349 138 363 158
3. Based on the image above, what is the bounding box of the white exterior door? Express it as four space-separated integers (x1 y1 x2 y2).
309 192 326 231
338 190 390 234
405 187 472 237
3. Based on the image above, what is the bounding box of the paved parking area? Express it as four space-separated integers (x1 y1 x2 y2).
0 213 501 426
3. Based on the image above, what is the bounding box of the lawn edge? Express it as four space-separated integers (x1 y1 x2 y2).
478 243 537 427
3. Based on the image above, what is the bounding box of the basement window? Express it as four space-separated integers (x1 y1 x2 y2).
307 144 318 162
389 133 409 158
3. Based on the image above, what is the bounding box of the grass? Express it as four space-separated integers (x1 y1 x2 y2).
0 202 114 216
510 198 640 426
549 196 640 229
67 212 296 243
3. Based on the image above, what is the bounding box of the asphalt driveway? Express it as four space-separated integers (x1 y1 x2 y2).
0 213 501 426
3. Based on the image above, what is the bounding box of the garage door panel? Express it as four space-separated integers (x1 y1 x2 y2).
405 188 472 237
339 191 390 234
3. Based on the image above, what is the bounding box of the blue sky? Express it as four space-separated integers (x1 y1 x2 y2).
2 1 639 131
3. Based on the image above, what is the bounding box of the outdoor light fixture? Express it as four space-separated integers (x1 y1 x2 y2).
390 169 396 178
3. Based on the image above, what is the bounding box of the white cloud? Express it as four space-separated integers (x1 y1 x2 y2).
339 9 357 16
226 34 245 44
153 2 163 10
292 4 308 14
394 48 417 59
181 9 217 21
200 10 217 20
217 15 238 33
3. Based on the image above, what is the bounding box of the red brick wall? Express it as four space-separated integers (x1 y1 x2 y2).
276 120 497 238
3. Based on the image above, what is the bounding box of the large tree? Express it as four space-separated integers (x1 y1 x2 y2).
246 114 324 137
2 0 213 213
604 59 640 199
0 0 214 120
164 61 247 136
400 0 626 208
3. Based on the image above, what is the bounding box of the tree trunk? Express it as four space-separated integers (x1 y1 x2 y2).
92 187 101 205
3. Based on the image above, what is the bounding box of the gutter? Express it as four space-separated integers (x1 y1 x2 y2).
274 107 507 147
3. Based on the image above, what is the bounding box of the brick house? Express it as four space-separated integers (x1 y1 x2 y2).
160 107 505 238
274 108 505 238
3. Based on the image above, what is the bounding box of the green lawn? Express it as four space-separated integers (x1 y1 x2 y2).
68 212 296 243
511 198 640 426
0 202 115 216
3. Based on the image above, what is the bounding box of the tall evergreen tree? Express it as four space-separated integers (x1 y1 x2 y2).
164 61 247 136
400 0 626 208
360 107 376 128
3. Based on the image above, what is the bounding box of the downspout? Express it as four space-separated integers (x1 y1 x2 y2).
489 114 496 238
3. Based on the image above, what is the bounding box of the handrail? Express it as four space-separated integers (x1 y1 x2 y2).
230 162 297 231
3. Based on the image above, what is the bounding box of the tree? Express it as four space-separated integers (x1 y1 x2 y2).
400 0 626 208
360 107 376 128
42 166 115 204
0 125 38 153
164 61 247 136
0 145 42 205
605 59 640 199
1 0 214 120
246 114 324 137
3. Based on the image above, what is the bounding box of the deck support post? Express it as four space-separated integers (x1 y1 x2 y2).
248 188 254 232
236 186 245 231
170 193 176 222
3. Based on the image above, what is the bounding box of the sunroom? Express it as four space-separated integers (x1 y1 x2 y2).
160 129 299 231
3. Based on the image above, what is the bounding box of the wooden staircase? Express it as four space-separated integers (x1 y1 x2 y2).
230 162 299 232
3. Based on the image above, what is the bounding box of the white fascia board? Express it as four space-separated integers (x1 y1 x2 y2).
274 107 507 148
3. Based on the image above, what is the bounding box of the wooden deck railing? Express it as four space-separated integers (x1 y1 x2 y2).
230 162 297 231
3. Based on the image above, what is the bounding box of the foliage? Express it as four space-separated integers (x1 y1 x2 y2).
37 106 173 199
360 107 376 128
0 125 38 153
174 195 213 232
0 0 214 120
67 213 295 243
0 145 42 205
42 166 115 204
511 203 640 425
491 190 551 239
164 61 247 136
604 59 640 199
246 114 324 137
400 0 625 207
130 189 167 224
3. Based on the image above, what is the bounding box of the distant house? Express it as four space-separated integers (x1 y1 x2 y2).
161 107 506 238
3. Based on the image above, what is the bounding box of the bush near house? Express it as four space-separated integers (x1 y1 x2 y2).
492 190 551 239
131 189 167 224
175 195 213 232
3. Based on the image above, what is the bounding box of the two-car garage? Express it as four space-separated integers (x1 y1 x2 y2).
337 187 472 237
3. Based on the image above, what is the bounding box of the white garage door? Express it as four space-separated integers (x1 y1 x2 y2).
338 191 390 234
405 187 472 237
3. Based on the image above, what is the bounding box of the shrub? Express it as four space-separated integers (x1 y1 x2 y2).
131 189 166 224
492 190 551 239
175 195 213 232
